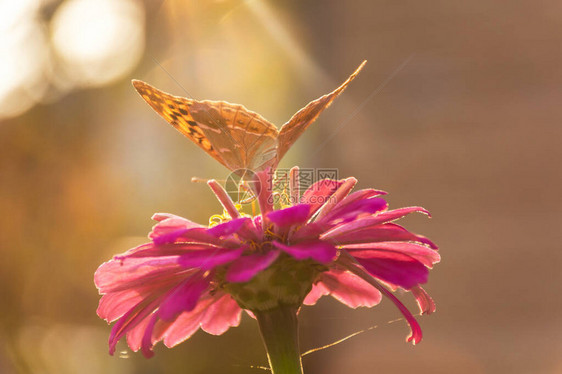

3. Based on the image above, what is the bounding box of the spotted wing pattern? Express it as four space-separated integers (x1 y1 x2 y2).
132 80 278 172
276 60 366 161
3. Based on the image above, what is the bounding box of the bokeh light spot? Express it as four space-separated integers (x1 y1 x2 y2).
0 2 50 119
51 0 145 87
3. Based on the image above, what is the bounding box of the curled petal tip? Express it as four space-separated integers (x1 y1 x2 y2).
405 319 423 345
141 348 154 358
345 176 358 185
151 213 166 221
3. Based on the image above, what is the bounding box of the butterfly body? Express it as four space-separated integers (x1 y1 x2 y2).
133 60 366 173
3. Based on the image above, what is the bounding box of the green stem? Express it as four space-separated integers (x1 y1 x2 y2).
255 305 303 374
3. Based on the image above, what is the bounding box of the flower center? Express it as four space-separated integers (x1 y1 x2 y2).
223 253 326 312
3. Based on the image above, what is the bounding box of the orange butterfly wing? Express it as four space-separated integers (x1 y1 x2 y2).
132 80 278 172
133 61 365 172
206 100 278 171
276 60 366 161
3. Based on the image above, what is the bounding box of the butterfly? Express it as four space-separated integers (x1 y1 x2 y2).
132 60 366 174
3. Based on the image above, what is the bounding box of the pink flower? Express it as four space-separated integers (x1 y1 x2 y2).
95 168 439 358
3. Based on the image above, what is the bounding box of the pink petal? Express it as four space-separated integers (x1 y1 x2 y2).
320 197 388 224
200 294 242 335
152 228 190 245
350 250 429 290
302 283 327 305
344 242 440 268
254 169 274 217
267 204 311 228
152 213 195 222
253 215 262 230
108 296 163 355
323 207 431 242
289 222 327 242
158 273 210 321
158 293 239 348
207 179 240 219
412 286 436 315
323 222 437 249
151 227 240 246
140 293 234 358
152 291 234 348
335 189 387 207
178 248 244 270
245 310 256 319
141 315 159 358
236 217 262 242
96 257 193 323
95 256 185 293
149 216 203 243
377 283 423 344
343 263 423 344
304 268 382 308
225 250 281 282
291 184 380 241
125 312 153 353
99 268 188 297
98 288 159 322
207 217 250 237
289 166 300 206
120 243 218 259
301 179 345 214
272 241 337 263
160 297 216 348
176 227 242 247
375 206 431 221
314 177 358 221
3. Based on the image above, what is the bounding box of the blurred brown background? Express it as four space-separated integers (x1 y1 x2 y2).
1 0 561 373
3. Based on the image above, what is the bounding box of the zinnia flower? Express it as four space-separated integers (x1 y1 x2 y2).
95 167 439 368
